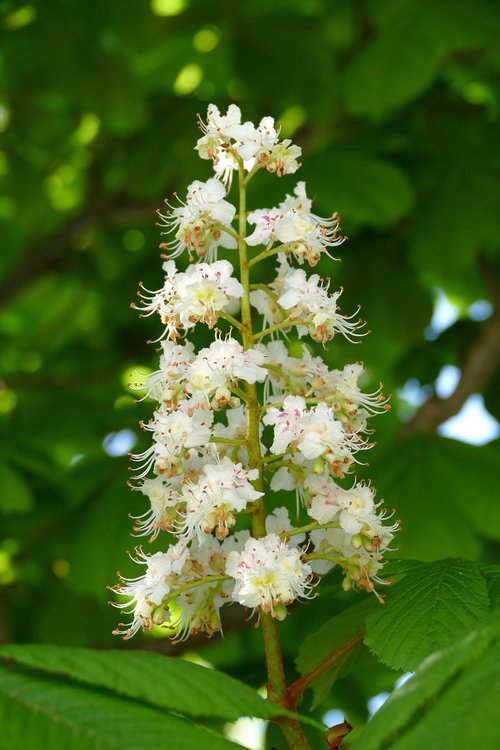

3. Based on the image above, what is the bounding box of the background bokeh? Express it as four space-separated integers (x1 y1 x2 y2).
1 0 500 739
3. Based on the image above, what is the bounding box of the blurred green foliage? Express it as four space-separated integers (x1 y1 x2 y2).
1 0 500 739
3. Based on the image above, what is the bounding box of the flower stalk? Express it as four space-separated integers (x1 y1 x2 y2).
236 159 312 750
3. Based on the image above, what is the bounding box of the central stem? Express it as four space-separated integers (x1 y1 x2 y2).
236 161 311 750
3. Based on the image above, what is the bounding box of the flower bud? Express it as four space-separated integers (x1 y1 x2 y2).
273 603 288 621
152 605 167 625
313 457 324 475
351 533 362 549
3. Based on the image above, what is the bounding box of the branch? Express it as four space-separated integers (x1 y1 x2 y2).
286 632 364 709
399 264 500 439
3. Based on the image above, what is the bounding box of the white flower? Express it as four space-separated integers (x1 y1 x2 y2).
133 260 243 340
131 476 179 540
141 340 195 404
309 527 388 600
246 208 286 247
131 451 206 539
296 402 350 461
175 260 243 330
196 104 254 159
111 544 189 638
185 335 267 406
179 458 263 542
277 268 365 344
306 475 378 534
157 178 237 260
172 536 235 639
324 363 390 417
226 533 312 615
263 397 367 477
132 401 214 478
262 395 307 454
247 183 345 266
236 116 302 176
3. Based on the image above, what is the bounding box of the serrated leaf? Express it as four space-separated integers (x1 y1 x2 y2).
0 644 276 721
365 558 489 671
0 662 238 750
295 599 375 708
351 612 500 750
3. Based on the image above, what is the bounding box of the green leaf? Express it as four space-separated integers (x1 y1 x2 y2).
295 599 375 708
0 461 34 514
344 0 499 119
481 565 500 610
0 644 276 721
435 439 500 542
351 612 500 750
410 170 500 289
364 558 490 671
371 436 483 560
0 662 239 750
343 21 442 119
308 152 414 228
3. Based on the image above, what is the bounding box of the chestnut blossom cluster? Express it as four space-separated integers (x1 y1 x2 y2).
133 259 243 340
251 255 366 344
111 104 398 641
247 182 346 266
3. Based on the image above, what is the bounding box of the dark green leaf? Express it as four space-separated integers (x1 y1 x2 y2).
0 662 239 750
351 612 500 750
365 558 490 670
0 644 277 721
0 461 33 514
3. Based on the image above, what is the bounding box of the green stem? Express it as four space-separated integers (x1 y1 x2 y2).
286 632 365 709
235 158 311 750
209 436 245 446
162 575 231 604
248 242 289 267
213 223 240 242
219 310 245 332
249 283 279 301
258 452 287 464
243 161 263 186
253 318 295 342
281 521 341 539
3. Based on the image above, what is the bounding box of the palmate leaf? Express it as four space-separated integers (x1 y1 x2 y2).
0 644 278 722
364 558 490 671
0 662 239 750
350 612 500 750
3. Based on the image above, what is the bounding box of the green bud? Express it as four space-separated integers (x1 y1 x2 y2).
342 577 352 592
152 606 166 625
274 603 288 621
351 533 362 549
313 457 324 475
